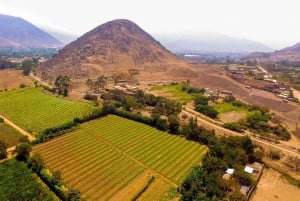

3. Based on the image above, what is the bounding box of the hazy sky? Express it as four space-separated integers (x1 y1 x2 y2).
1 0 300 49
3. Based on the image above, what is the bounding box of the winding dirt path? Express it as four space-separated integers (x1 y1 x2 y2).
29 73 52 88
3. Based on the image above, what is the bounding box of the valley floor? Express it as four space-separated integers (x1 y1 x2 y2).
251 168 300 201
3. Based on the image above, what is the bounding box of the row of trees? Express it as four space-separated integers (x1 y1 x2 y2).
86 75 107 94
194 95 219 118
14 142 83 201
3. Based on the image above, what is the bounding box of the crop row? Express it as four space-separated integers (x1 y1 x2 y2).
0 88 95 133
80 116 207 183
35 115 208 200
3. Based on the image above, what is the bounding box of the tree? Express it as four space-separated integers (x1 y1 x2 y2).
55 75 72 96
156 118 168 131
151 112 161 125
233 169 253 186
241 136 254 154
22 59 33 76
94 75 107 93
123 96 137 111
229 192 247 201
194 95 209 105
15 142 32 161
86 78 93 91
52 170 62 186
28 153 44 172
168 115 180 134
67 189 81 201
196 105 219 118
0 141 7 160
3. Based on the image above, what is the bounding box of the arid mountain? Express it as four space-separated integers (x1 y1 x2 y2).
279 42 300 53
0 14 63 48
246 42 300 65
38 19 195 86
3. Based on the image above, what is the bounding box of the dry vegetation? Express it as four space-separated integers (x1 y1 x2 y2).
0 69 32 90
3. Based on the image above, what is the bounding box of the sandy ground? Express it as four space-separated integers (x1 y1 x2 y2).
219 111 246 123
0 69 32 90
251 168 300 201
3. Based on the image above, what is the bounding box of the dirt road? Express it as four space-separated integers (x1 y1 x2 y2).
0 115 35 141
182 107 300 157
0 115 36 160
30 73 52 88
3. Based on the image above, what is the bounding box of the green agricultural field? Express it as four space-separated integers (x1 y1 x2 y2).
34 115 208 200
151 84 196 102
0 123 23 147
213 102 250 114
0 159 59 201
0 88 97 134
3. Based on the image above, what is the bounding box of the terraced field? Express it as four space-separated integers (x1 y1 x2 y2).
0 88 96 134
34 115 208 200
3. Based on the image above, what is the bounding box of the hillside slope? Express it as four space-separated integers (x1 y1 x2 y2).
0 14 63 48
37 19 195 85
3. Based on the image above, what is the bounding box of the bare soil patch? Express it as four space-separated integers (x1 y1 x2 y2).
0 69 32 90
251 168 300 201
219 111 246 123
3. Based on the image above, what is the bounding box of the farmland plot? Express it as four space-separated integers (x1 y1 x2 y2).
0 88 96 134
0 123 23 147
34 115 208 200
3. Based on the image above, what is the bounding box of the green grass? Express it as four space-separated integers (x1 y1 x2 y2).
151 84 196 102
0 88 96 134
213 103 252 115
0 123 22 147
34 115 208 200
0 159 59 201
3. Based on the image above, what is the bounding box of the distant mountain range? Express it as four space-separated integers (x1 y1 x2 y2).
40 26 78 45
154 33 273 54
246 42 300 65
0 14 63 48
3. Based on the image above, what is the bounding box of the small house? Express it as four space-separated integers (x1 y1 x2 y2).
244 166 253 174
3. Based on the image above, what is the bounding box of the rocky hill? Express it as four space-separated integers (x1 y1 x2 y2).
0 14 63 48
37 19 195 86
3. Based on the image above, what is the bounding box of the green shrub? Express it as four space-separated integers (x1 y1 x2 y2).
223 122 245 132
195 105 219 118
270 151 281 160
